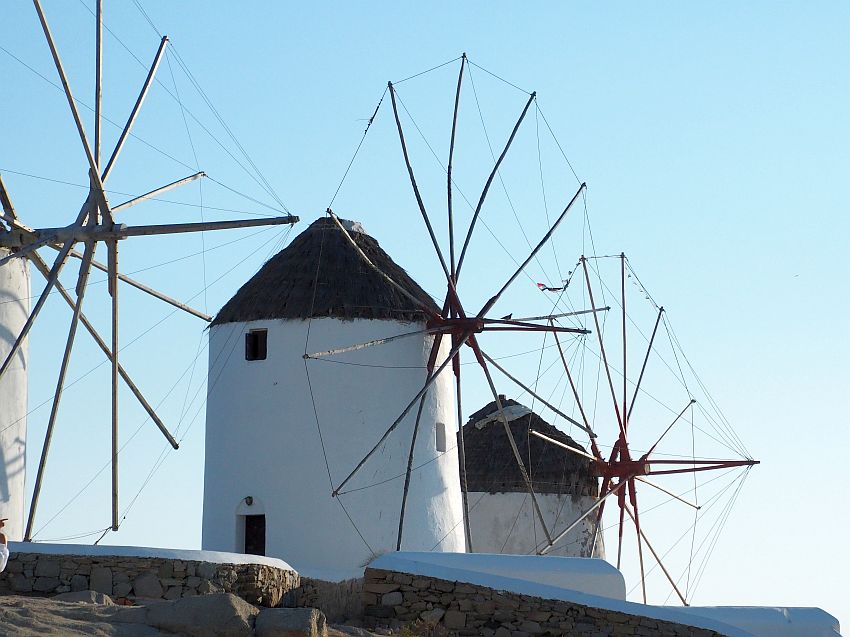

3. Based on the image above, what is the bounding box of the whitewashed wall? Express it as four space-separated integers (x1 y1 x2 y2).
202 317 465 581
467 491 603 558
0 252 29 541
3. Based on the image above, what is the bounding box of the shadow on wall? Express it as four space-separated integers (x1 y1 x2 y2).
0 437 25 504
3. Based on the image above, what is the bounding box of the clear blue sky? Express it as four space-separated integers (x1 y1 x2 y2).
1 0 848 627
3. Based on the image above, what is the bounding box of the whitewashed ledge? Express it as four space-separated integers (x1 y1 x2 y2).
366 552 841 637
0 542 299 607
6 542 294 570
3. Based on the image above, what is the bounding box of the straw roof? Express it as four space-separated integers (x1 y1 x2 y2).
212 217 439 325
459 398 598 497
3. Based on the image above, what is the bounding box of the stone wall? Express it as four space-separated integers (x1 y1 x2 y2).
0 551 299 608
290 576 363 622
362 568 730 637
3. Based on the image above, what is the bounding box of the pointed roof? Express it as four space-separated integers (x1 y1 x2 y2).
459 398 598 496
211 217 438 325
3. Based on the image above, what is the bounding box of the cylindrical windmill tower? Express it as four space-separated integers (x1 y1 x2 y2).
0 249 29 542
460 398 603 558
202 218 465 580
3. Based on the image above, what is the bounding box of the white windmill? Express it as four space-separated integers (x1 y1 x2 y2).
0 0 298 542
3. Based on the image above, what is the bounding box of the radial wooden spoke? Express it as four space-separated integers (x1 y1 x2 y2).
538 479 626 555
0 174 19 221
482 350 596 439
456 92 536 282
644 400 696 459
67 249 212 321
327 210 441 322
454 344 473 551
581 256 625 440
305 327 440 360
629 478 648 603
551 326 603 460
32 0 114 224
108 238 119 531
24 252 95 540
112 172 205 213
447 54 466 280
28 252 179 449
616 493 626 570
635 477 699 509
388 83 464 313
468 336 553 547
101 36 169 184
0 236 76 383
627 306 664 421
397 332 445 549
478 182 585 318
333 332 472 496
94 0 102 169
529 430 597 461
624 502 688 605
621 254 628 434
482 317 589 334
513 306 609 322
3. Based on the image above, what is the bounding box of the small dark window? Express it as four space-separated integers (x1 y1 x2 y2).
244 514 266 556
245 329 268 361
436 421 447 453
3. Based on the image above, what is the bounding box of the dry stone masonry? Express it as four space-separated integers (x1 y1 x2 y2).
0 550 299 607
362 567 731 637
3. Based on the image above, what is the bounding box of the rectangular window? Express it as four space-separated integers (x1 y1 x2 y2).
244 514 266 556
245 329 268 361
436 421 447 453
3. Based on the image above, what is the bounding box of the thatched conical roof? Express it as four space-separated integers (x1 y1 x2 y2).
459 398 598 497
212 217 438 325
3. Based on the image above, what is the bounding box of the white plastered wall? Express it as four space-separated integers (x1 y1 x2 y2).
0 251 29 541
202 317 465 581
467 491 603 558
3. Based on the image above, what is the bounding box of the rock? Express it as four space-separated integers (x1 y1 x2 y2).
196 562 217 579
494 628 512 637
380 591 403 607
70 574 89 592
164 586 183 600
9 573 33 592
35 559 61 577
113 582 133 598
419 607 445 624
256 607 328 637
146 592 259 637
33 576 60 592
518 620 543 634
53 589 115 605
90 566 113 595
198 579 223 594
134 571 164 599
444 609 466 629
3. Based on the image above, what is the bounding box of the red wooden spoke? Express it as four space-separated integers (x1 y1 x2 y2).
629 478 648 603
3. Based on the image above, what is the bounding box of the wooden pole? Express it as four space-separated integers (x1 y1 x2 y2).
24 252 95 540
456 91 536 281
478 183 585 318
109 239 119 531
468 338 553 546
94 0 102 171
333 333 473 496
101 36 169 184
447 54 466 280
581 256 626 440
628 306 664 421
28 252 179 448
112 172 205 213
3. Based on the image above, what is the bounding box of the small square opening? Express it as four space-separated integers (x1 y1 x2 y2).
245 329 268 361
436 421 447 453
